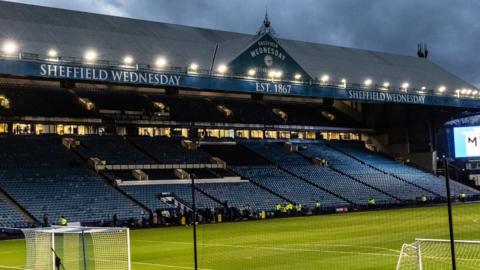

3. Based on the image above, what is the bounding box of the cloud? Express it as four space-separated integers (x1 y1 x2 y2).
4 0 480 87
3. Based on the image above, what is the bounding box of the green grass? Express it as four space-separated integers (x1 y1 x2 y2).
1 203 480 270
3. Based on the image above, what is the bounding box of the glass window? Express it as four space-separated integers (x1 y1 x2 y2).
265 130 278 139
235 130 250 139
13 123 31 135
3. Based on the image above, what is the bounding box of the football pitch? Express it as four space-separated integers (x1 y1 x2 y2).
1 203 479 270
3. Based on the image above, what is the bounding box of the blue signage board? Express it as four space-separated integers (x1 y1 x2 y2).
0 58 479 108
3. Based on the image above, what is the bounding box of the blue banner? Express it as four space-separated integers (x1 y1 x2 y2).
0 58 479 108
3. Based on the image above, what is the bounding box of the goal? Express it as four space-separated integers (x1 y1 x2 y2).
396 238 480 270
21 226 131 270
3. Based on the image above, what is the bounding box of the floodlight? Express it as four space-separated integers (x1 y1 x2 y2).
47 49 58 58
123 55 134 65
189 63 198 71
217 64 227 74
84 50 97 62
2 40 18 55
320 75 329 83
155 57 167 68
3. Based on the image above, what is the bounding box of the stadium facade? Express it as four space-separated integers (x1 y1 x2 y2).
0 1 478 229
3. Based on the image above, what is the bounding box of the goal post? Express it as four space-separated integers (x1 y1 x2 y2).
21 226 131 270
396 238 480 270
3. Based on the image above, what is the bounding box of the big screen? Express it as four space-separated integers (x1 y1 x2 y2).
453 126 480 158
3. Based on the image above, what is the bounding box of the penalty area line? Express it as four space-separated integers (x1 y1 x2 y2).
132 261 212 270
134 239 399 258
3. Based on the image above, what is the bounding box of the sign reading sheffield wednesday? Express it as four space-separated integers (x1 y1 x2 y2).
348 90 426 104
40 64 181 86
0 58 479 108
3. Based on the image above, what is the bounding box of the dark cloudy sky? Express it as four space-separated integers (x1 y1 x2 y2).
6 0 480 87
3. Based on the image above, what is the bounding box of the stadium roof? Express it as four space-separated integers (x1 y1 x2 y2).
0 1 475 92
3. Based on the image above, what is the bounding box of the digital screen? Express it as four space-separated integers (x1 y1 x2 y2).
453 126 480 158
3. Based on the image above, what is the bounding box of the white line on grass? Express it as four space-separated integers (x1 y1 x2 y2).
0 265 23 269
0 251 22 255
284 243 400 254
1 261 213 270
132 261 212 270
134 240 399 258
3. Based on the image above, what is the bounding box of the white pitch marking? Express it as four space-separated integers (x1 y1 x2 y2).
285 242 400 254
132 261 212 270
0 265 23 269
134 239 399 258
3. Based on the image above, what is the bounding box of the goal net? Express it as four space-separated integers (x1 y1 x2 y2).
21 226 131 270
396 238 480 270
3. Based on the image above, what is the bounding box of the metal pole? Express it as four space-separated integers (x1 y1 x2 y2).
190 173 198 270
443 156 457 270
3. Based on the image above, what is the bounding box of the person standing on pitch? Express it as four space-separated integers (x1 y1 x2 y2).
315 200 321 214
59 216 67 226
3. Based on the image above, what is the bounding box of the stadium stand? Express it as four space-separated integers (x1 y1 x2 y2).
76 136 155 164
148 94 227 123
130 137 213 164
0 1 478 242
0 136 144 224
243 141 479 203
328 141 479 197
144 94 357 127
74 89 153 115
196 182 284 210
0 168 144 224
293 142 434 201
212 98 283 124
242 141 310 166
0 134 476 227
234 166 349 208
265 102 359 127
120 184 221 210
0 197 28 228
201 144 270 166
0 85 97 118
286 165 398 205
